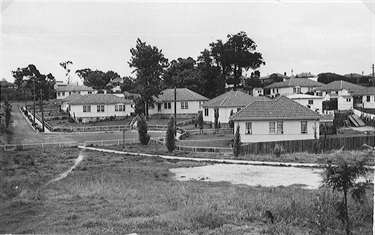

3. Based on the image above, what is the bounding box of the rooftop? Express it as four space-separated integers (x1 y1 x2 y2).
154 88 208 102
350 86 375 96
69 94 132 105
314 80 364 92
265 78 323 89
202 90 268 108
231 96 321 121
57 84 94 92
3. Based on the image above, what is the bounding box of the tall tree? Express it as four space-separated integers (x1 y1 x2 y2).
197 111 204 134
165 115 176 153
137 114 150 145
128 38 169 119
60 61 73 84
3 96 11 128
210 31 265 88
76 69 115 91
120 76 137 93
75 68 93 81
233 125 241 157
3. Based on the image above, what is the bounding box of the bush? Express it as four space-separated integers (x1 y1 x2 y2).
137 114 150 145
273 144 284 158
165 115 176 153
68 117 75 123
233 126 241 157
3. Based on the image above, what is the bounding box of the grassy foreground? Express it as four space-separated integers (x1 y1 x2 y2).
0 147 373 234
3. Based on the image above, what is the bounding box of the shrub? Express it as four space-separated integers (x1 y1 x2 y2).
233 126 241 157
273 144 284 158
68 117 75 123
137 114 150 145
165 115 175 153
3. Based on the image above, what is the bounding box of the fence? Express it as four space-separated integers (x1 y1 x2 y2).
241 135 375 155
1 142 78 151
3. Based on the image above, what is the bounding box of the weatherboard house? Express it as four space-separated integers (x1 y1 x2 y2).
149 88 209 118
231 96 321 143
264 78 324 97
202 90 269 127
56 84 96 100
67 94 133 123
351 87 375 109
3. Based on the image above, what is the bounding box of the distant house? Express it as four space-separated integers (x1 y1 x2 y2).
231 96 321 143
296 72 318 81
0 78 17 89
56 84 96 100
68 94 133 123
252 87 264 97
61 93 82 111
287 94 323 114
108 77 124 87
351 87 375 109
264 78 324 97
313 80 364 111
148 88 209 118
202 90 269 126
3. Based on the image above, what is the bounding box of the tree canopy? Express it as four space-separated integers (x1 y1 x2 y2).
60 61 73 84
76 69 119 91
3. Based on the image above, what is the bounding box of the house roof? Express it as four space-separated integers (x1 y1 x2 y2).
231 96 321 121
287 94 322 99
202 90 268 108
314 80 364 92
61 93 82 103
154 88 208 102
351 87 375 96
69 94 132 105
57 84 94 92
264 78 323 89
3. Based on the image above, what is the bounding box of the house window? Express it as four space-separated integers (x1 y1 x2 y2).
69 92 71 95
245 122 252 135
164 102 171 109
308 100 313 105
83 105 91 112
115 104 125 111
97 105 104 112
293 86 301 94
277 121 284 134
199 102 202 109
204 108 209 116
366 96 370 102
181 102 188 109
301 121 308 134
57 92 60 97
78 91 81 94
88 91 92 94
237 108 241 112
346 98 351 102
269 122 275 134
62 92 65 96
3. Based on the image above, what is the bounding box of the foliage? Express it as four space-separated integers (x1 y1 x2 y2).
12 64 56 101
133 97 145 115
322 154 371 235
165 115 176 153
128 38 169 119
317 72 348 84
197 111 203 133
209 31 265 88
228 110 234 128
137 114 150 145
80 70 114 91
3 96 12 128
75 68 92 80
214 109 219 131
60 61 73 84
273 144 284 158
233 125 241 157
120 76 138 93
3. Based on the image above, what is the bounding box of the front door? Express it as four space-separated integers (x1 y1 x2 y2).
158 104 161 112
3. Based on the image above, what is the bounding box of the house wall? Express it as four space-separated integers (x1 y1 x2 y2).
234 119 319 143
337 96 353 110
290 98 323 114
203 107 243 125
252 88 263 97
57 90 96 100
69 103 133 122
149 100 204 116
362 95 375 109
269 87 315 96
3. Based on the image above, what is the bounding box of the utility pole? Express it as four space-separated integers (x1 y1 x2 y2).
39 89 45 132
33 77 36 127
174 87 177 136
372 64 374 86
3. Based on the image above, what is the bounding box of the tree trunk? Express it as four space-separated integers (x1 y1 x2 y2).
344 189 350 235
145 102 149 121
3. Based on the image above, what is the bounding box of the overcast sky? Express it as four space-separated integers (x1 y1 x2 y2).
1 0 374 84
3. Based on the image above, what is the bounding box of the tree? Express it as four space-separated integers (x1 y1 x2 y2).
3 96 11 128
317 73 347 84
198 111 204 134
210 31 265 88
228 110 234 128
129 38 169 119
137 114 150 145
165 115 176 153
233 125 241 157
60 61 73 84
214 108 219 132
75 68 93 81
322 153 371 235
121 76 138 93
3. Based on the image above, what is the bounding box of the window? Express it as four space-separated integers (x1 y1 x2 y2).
97 105 104 112
62 92 65 96
245 122 252 135
115 104 125 111
204 108 209 116
277 121 284 134
57 92 60 97
293 86 301 94
69 92 71 95
88 91 92 94
237 108 241 112
269 122 275 134
78 91 81 94
301 121 308 134
83 105 91 112
366 96 370 102
115 105 118 111
164 102 171 109
199 102 202 109
346 98 351 102
181 102 188 109
308 100 313 105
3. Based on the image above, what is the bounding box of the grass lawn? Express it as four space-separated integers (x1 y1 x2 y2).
1 147 373 234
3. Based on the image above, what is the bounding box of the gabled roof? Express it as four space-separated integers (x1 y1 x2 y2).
154 88 208 102
314 80 364 92
69 94 132 105
231 96 321 121
264 78 323 89
202 90 268 108
62 93 82 103
57 84 94 92
350 87 375 96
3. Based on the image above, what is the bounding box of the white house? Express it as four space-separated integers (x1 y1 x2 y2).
68 94 133 123
56 84 96 100
351 87 375 109
287 94 323 114
231 96 321 143
314 80 364 111
61 93 82 111
252 87 264 97
264 78 324 97
202 90 269 126
148 88 209 118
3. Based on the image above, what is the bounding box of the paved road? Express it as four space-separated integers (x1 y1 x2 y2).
6 103 164 145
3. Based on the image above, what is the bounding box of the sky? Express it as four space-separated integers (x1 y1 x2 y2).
1 0 374 84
